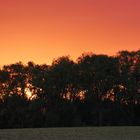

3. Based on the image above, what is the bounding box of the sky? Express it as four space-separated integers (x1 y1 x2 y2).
0 0 140 65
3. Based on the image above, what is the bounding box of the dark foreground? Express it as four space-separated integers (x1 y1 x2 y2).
0 127 140 140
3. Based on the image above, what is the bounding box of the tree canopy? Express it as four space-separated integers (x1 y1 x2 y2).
0 50 140 128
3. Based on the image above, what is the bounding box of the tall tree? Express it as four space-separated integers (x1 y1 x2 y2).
77 53 119 125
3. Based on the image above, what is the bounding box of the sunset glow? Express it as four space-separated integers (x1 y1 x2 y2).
0 0 140 65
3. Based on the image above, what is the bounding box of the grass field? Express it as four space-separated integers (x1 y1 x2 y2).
0 127 140 140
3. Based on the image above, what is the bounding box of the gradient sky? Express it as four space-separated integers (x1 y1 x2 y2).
0 0 140 65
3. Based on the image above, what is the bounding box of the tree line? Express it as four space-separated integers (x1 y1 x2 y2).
0 50 140 128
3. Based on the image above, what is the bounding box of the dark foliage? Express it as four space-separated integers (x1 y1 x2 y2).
0 50 140 128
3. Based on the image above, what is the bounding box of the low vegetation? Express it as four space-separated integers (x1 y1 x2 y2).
0 127 140 140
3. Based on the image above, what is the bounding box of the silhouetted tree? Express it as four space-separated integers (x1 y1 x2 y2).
77 53 119 125
0 50 140 128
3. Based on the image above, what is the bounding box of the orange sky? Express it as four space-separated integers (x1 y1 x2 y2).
0 0 140 65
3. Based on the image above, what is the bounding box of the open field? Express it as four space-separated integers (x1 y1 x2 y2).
0 127 140 140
